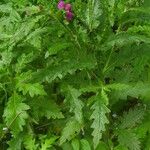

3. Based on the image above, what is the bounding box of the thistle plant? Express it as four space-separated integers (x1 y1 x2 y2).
0 0 150 150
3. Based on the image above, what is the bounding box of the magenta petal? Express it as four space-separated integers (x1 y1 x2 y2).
65 3 72 11
57 1 65 9
66 11 74 21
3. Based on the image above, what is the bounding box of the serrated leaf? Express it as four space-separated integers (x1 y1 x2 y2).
96 141 109 150
106 83 131 91
23 134 38 150
3 93 30 136
7 133 23 150
60 118 81 145
71 138 80 150
41 136 58 150
0 51 13 67
29 96 64 120
86 0 102 31
102 33 150 52
114 145 128 150
144 133 150 150
10 15 43 46
15 52 35 73
90 91 110 149
81 139 91 150
30 54 96 83
17 83 46 97
47 42 72 56
113 82 150 100
65 86 84 123
0 4 12 13
19 6 41 15
119 106 145 129
118 130 141 150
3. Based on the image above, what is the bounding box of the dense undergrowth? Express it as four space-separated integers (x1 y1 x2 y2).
1 0 150 149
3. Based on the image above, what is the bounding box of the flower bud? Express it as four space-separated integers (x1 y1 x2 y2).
57 0 65 10
66 11 74 21
65 3 72 11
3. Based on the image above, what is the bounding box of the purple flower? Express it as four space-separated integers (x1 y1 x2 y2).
66 11 74 21
65 3 72 11
57 0 65 10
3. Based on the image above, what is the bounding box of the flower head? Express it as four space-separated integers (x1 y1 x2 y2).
57 0 74 21
65 3 72 11
66 11 74 21
57 0 65 10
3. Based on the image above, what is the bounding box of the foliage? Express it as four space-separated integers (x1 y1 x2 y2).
0 0 150 149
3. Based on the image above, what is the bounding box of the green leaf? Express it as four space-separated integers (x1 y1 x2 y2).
105 83 131 91
29 96 64 120
114 145 128 150
7 133 23 150
60 118 81 145
144 133 150 150
113 82 150 100
10 15 43 47
19 6 41 15
3 93 30 136
46 42 72 57
81 139 91 150
120 7 150 26
0 51 13 67
17 83 46 97
85 0 102 31
135 110 150 139
65 86 84 123
102 33 150 52
119 105 145 129
0 4 13 13
90 91 110 149
71 138 80 150
118 130 141 150
31 53 96 83
41 137 58 150
127 25 150 36
62 142 73 150
15 52 35 73
23 134 38 150
96 141 109 150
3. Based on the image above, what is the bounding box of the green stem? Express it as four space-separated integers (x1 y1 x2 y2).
103 46 114 74
51 14 81 51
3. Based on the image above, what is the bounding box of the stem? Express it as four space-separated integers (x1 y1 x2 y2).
103 46 114 74
51 14 81 51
